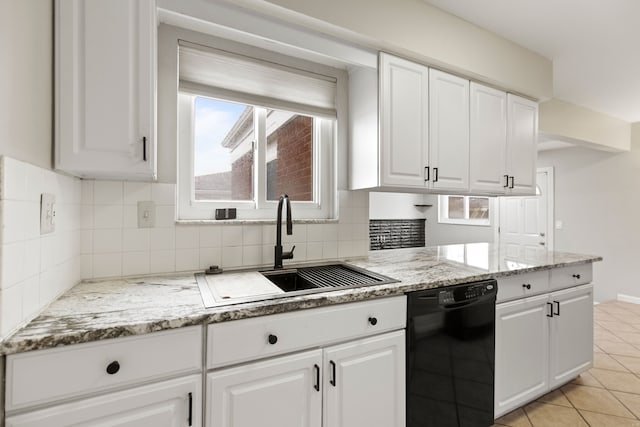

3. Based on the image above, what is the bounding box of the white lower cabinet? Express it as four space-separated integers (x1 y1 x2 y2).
207 350 323 427
207 330 406 427
323 331 405 427
6 374 201 427
495 284 593 417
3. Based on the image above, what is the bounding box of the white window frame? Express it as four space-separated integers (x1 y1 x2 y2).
177 92 335 220
438 195 491 226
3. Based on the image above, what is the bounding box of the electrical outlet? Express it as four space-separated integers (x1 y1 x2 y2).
137 201 155 228
40 193 56 235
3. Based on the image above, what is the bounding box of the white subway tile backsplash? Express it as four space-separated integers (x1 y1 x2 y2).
92 253 122 278
149 228 175 251
93 204 123 229
122 205 138 229
261 224 276 245
306 242 323 261
175 226 199 249
149 250 175 274
93 229 123 253
24 239 41 279
242 245 262 267
338 240 355 259
155 205 176 228
122 228 149 253
123 182 152 205
22 275 40 320
81 254 92 279
122 252 150 276
80 229 93 254
222 246 243 268
323 224 339 241
80 204 94 230
2 241 26 289
199 247 221 270
81 180 94 205
94 181 123 205
242 225 262 246
199 226 221 248
222 225 243 247
176 248 199 271
283 224 306 244
306 224 324 242
2 200 26 243
323 240 338 259
0 283 23 337
151 183 175 205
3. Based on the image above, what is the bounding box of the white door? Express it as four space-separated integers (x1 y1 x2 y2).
207 349 322 427
6 375 201 427
506 94 538 195
379 53 429 188
55 0 156 179
323 331 405 427
495 295 550 418
429 69 470 191
469 82 507 194
499 169 552 260
549 284 594 389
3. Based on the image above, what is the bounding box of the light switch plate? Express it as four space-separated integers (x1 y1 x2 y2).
40 193 56 235
137 201 155 228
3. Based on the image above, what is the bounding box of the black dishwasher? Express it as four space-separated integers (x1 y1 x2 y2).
407 279 497 427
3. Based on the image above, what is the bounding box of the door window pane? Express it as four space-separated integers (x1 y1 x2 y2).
193 97 254 201
266 110 314 202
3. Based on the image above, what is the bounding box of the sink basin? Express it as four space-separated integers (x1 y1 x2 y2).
260 263 398 293
195 263 399 308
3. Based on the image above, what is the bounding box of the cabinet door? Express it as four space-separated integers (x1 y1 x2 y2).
379 53 429 188
429 69 470 192
495 295 549 418
323 330 405 427
549 284 594 389
55 0 156 179
506 94 537 195
207 349 322 427
6 375 201 427
469 83 508 194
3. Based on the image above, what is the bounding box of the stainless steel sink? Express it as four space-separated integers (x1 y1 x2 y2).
260 263 398 294
195 262 399 308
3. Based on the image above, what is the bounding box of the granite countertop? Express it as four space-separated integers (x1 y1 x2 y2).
0 243 602 355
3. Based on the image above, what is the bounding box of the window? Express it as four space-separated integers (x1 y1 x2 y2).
176 41 339 220
438 195 491 226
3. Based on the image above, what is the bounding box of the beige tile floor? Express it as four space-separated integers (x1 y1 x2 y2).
493 300 640 427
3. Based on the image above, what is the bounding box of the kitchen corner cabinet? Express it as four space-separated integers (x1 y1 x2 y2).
54 0 157 180
206 296 407 427
495 269 593 418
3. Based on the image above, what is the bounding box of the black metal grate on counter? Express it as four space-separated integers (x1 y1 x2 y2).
369 219 426 251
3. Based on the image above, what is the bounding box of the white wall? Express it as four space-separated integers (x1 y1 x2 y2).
538 130 640 303
237 0 552 99
0 0 53 170
369 192 430 220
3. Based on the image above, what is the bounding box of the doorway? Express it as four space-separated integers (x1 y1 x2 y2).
496 167 554 259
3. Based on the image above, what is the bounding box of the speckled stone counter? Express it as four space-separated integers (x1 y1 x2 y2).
0 243 601 355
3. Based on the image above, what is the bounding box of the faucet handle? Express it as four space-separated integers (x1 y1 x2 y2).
283 245 295 260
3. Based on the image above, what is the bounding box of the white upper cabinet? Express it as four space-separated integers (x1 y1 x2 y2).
349 52 537 196
55 0 157 180
428 69 470 192
379 53 429 188
506 94 538 195
470 83 508 193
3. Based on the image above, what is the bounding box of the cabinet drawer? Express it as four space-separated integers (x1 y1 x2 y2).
549 264 593 291
497 270 549 303
207 296 406 369
5 326 202 412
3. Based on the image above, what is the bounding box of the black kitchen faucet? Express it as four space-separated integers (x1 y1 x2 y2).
274 194 295 269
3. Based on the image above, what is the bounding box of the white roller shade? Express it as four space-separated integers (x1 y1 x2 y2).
178 41 337 118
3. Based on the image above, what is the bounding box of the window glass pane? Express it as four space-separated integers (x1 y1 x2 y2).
193 97 254 201
469 197 489 220
447 196 465 219
266 110 314 202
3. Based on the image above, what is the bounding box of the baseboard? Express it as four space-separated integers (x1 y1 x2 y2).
618 294 640 304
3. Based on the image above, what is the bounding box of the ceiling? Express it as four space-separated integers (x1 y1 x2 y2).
424 0 640 123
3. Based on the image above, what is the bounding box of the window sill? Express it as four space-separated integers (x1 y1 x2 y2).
437 220 491 227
